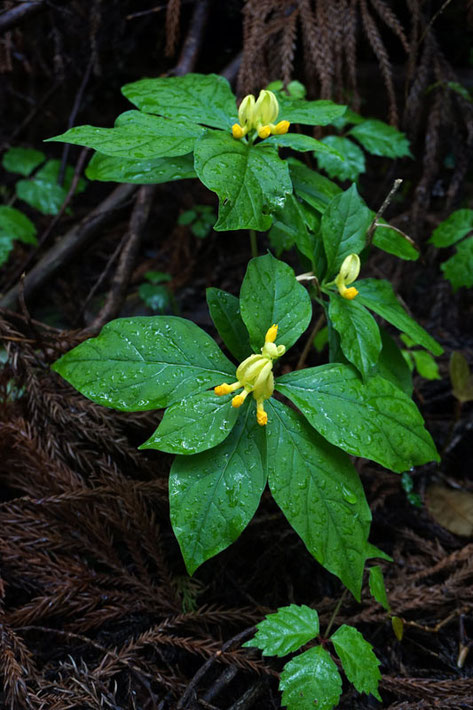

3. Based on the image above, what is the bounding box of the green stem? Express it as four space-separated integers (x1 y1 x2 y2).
249 229 258 259
296 312 326 370
324 588 348 638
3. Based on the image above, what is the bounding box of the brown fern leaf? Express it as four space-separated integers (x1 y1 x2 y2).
344 0 360 110
359 0 398 125
315 0 335 98
281 6 298 86
165 0 181 57
0 610 39 709
369 0 410 53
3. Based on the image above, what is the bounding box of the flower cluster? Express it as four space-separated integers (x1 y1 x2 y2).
214 324 285 426
232 90 290 140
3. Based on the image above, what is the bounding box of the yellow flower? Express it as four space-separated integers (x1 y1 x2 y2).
334 254 361 300
214 324 285 426
232 90 291 141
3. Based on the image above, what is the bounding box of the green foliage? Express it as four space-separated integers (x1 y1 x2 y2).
280 646 343 710
368 565 390 610
86 153 196 184
243 604 319 657
138 271 173 314
349 119 412 158
401 472 423 508
16 160 86 215
429 209 473 292
449 351 473 404
372 221 419 261
177 204 215 238
429 209 473 247
206 288 251 362
2 147 45 176
330 624 382 700
328 294 381 379
0 205 37 266
315 135 366 181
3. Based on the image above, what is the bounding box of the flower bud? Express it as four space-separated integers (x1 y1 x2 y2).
238 94 256 129
255 90 279 125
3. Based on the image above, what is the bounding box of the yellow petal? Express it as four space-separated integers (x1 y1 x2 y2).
272 120 290 135
258 125 271 139
265 324 278 343
232 123 244 139
342 287 359 300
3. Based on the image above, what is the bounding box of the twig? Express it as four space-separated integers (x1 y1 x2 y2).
366 178 403 244
176 627 256 709
82 185 156 335
58 59 93 186
324 589 348 638
0 183 137 310
296 312 326 370
227 679 267 710
172 0 210 76
0 1 45 33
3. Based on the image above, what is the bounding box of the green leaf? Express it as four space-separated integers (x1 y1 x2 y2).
16 160 86 215
449 351 473 403
194 132 292 231
206 287 252 362
277 96 347 126
268 194 319 262
349 120 412 158
48 112 203 159
429 209 473 247
144 270 172 284
169 402 266 574
441 236 473 291
243 604 319 657
86 152 196 183
266 400 371 599
122 73 237 130
0 237 14 267
315 136 366 181
138 283 171 313
376 328 413 396
411 350 441 380
2 147 45 176
314 325 328 352
140 390 240 455
239 253 312 352
369 565 390 611
266 133 343 156
373 221 419 261
331 624 382 700
52 316 235 411
280 646 343 710
321 184 372 276
0 205 37 245
328 294 382 379
289 159 341 213
276 363 440 473
356 278 443 355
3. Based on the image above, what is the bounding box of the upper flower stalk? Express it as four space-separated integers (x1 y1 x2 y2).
232 90 290 141
214 324 285 426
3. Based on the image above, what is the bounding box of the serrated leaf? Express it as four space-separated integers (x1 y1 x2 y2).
52 316 235 411
206 288 251 362
276 363 440 473
376 328 413 396
48 112 203 160
16 160 86 215
140 390 240 455
169 402 266 574
331 624 382 700
194 132 292 231
441 236 473 291
244 604 319 656
2 147 45 176
0 205 37 245
356 278 443 355
122 73 237 130
373 221 419 261
86 152 196 183
322 184 372 276
268 194 320 262
449 351 473 403
328 294 382 379
315 136 366 181
369 565 390 611
349 120 411 158
277 96 347 126
411 350 441 380
239 253 312 352
429 209 473 247
289 158 341 213
266 133 343 156
266 400 371 598
280 646 343 710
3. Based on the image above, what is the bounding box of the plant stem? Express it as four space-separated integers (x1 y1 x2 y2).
296 312 326 370
249 229 258 259
324 589 348 638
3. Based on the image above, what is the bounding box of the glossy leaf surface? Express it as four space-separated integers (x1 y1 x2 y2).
276 364 440 473
376 329 413 396
16 160 86 215
441 237 473 291
2 147 45 176
86 152 196 183
122 73 237 129
277 96 346 126
289 158 341 213
140 390 239 455
331 624 382 700
52 316 235 411
243 604 319 657
239 253 312 352
268 194 319 262
373 222 419 261
356 278 443 355
266 400 371 598
280 646 343 710
266 133 342 155
369 565 390 611
429 209 473 247
349 120 411 158
328 294 382 379
194 132 292 231
169 403 266 574
206 287 251 362
315 136 366 181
